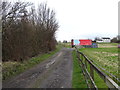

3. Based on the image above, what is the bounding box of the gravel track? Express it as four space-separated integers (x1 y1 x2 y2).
3 48 73 88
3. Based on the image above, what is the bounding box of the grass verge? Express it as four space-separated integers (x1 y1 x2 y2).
2 45 62 81
72 50 87 88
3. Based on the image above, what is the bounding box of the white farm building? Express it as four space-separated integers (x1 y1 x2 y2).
96 37 111 43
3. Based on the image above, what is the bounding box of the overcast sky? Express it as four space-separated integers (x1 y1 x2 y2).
6 0 119 41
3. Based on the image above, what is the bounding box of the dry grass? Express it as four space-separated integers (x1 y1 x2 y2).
94 52 118 56
98 43 118 48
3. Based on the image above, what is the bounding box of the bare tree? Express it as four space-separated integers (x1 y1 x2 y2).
2 2 59 62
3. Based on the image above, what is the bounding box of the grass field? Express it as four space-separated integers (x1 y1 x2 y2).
79 43 118 78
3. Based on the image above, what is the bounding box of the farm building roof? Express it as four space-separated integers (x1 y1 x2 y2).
102 37 110 39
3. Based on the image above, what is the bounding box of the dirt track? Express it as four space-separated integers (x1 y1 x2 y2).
3 48 73 88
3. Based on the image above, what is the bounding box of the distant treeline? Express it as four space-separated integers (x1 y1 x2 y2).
2 2 59 62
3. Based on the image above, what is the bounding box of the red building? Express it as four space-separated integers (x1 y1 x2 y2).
71 39 97 48
79 39 92 45
71 39 92 45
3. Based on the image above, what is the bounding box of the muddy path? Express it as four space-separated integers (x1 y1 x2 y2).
3 48 73 88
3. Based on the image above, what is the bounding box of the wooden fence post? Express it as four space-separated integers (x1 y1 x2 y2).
90 65 94 81
85 58 87 68
90 65 94 88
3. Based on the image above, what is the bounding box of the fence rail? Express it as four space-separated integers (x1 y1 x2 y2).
75 46 120 89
